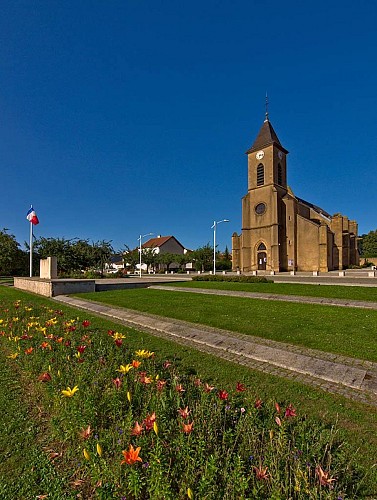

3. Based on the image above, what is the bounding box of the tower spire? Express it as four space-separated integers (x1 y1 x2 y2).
264 92 269 122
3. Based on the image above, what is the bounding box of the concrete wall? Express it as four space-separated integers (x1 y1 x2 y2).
14 278 95 297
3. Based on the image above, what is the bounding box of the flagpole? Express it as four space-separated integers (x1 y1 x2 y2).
29 220 33 277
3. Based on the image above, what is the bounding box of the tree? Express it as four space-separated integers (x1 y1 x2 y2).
360 230 377 257
192 244 213 272
0 229 28 276
122 245 139 273
157 252 181 273
91 240 114 277
141 248 159 273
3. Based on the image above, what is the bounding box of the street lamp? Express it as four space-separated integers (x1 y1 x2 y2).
211 219 229 275
138 233 153 276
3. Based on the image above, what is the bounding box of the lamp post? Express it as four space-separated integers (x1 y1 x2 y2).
138 233 153 276
211 219 229 275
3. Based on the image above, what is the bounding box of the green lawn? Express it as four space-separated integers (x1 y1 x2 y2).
76 287 377 362
168 279 377 302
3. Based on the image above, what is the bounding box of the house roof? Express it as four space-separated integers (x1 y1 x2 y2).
246 119 288 155
142 235 185 250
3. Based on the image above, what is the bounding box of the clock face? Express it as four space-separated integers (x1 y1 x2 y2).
255 202 266 215
278 151 283 159
256 150 264 160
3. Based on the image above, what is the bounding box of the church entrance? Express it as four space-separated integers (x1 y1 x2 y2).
257 252 267 270
257 243 267 270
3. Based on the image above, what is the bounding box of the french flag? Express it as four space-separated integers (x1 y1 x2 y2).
26 206 39 225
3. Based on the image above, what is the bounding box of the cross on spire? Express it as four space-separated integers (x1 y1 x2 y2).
264 92 269 122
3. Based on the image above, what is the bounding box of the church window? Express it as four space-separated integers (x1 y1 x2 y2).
257 242 266 251
255 202 266 215
278 163 283 185
257 163 264 186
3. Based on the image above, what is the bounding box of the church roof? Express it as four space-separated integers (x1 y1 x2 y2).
246 119 288 154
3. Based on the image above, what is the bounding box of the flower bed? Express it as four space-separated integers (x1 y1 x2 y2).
0 297 368 499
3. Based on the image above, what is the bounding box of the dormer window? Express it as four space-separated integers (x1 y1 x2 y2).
257 163 264 186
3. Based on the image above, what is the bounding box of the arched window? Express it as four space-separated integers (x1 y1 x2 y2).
257 163 264 186
257 242 266 251
278 163 283 185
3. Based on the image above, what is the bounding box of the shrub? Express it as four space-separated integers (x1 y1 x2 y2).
192 274 272 283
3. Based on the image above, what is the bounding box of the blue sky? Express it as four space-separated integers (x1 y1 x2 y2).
1 0 376 252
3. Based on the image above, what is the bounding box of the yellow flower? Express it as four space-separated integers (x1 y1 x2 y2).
127 391 132 402
7 352 19 359
61 386 79 397
153 421 158 435
113 332 126 340
117 364 133 374
135 349 154 358
187 487 194 499
96 443 103 457
83 448 91 460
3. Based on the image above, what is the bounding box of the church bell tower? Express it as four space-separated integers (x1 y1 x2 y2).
233 111 289 272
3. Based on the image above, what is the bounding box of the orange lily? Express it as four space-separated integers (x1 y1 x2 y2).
131 421 143 436
315 466 336 488
121 444 142 465
182 421 194 434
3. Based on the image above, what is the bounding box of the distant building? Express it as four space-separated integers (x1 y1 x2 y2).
232 116 359 272
142 235 187 255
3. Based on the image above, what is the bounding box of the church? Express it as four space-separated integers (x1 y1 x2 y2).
232 114 359 273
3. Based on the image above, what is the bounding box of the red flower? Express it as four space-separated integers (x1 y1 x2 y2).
115 339 123 347
82 320 90 327
275 402 281 414
156 380 166 391
218 390 229 400
143 412 156 431
38 372 52 382
236 382 246 392
108 330 115 336
254 398 263 409
284 403 297 418
194 378 202 386
175 384 185 393
132 360 141 368
65 340 71 347
77 345 87 354
178 407 191 419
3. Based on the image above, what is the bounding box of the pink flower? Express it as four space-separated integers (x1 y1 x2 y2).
175 384 185 393
275 416 282 427
275 402 281 414
163 360 172 369
204 383 215 393
113 377 122 389
284 403 297 418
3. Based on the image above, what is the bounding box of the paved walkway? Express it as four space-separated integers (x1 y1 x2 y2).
54 293 377 407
